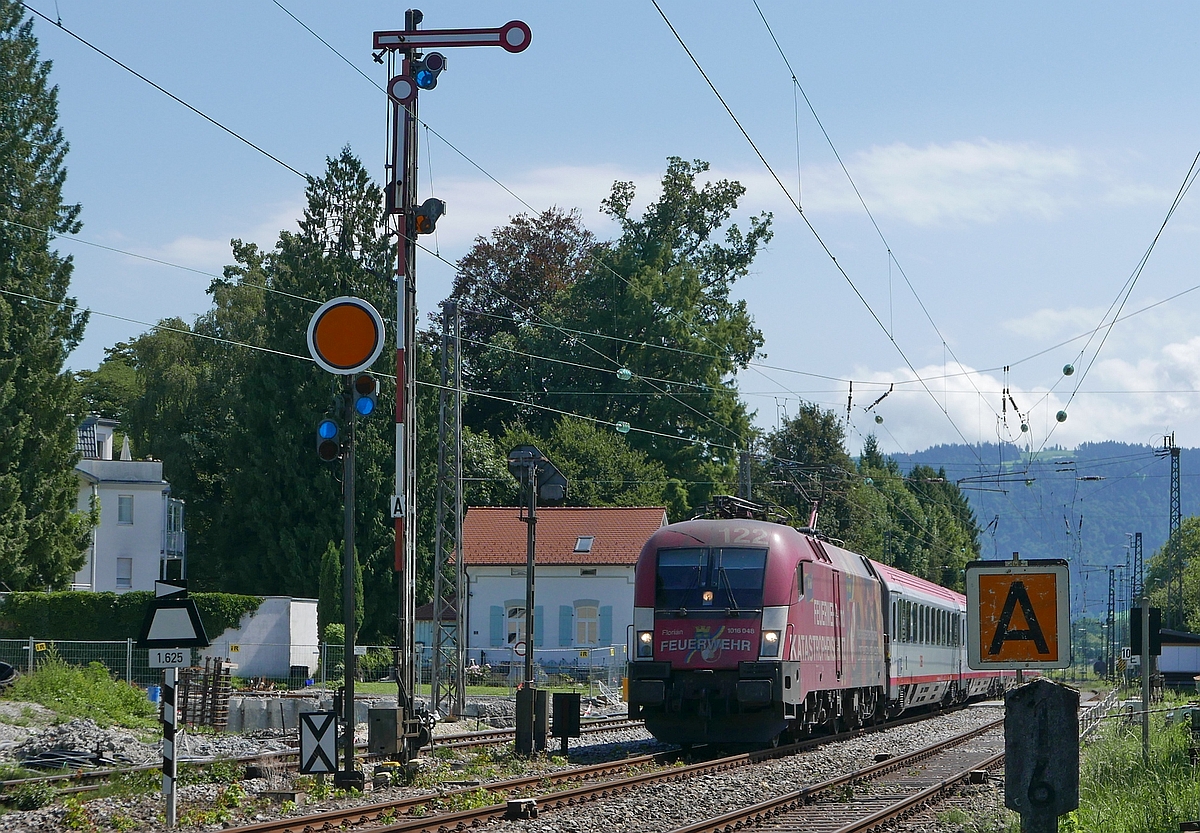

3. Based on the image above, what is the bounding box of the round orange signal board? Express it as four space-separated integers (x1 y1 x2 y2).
307 296 386 374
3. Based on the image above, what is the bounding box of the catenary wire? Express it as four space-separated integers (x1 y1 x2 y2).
21 3 307 179
270 0 385 94
269 0 855 436
0 217 324 307
650 0 982 462
32 0 1195 444
751 1 1005 440
9 285 745 452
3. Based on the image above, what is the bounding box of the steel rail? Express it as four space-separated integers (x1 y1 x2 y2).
0 717 638 799
224 749 675 833
830 750 1005 833
223 705 1000 833
664 717 1004 833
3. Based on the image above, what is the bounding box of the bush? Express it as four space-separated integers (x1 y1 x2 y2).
0 591 262 640
359 647 394 681
1069 695 1200 832
11 780 56 810
4 652 158 728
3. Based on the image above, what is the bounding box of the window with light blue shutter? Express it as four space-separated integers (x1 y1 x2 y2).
599 606 613 645
489 606 503 647
534 606 544 647
559 605 573 646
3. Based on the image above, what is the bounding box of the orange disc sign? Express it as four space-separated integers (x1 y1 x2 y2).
307 296 385 374
965 559 1070 670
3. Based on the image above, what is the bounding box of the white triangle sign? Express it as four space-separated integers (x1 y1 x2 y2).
146 607 202 643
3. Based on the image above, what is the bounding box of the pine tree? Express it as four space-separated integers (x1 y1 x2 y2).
0 1 93 589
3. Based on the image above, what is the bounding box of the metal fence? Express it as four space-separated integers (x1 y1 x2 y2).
0 638 629 695
0 637 158 685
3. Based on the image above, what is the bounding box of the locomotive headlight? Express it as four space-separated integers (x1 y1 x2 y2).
637 631 654 658
760 630 782 657
702 590 714 605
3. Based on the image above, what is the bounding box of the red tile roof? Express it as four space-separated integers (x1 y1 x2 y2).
462 506 668 566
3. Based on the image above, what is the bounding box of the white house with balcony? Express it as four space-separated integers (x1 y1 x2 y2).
72 416 186 592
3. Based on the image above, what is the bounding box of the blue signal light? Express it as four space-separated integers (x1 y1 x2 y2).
414 68 436 89
318 419 338 440
355 396 376 417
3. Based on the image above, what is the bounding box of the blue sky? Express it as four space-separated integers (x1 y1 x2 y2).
30 1 1200 454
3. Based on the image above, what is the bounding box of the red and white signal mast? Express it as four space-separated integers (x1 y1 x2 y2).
373 9 530 761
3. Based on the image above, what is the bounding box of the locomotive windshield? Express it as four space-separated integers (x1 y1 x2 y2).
654 547 767 610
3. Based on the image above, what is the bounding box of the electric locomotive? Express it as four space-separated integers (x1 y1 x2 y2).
626 500 1007 747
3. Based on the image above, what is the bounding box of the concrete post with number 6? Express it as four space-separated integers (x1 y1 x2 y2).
1005 679 1079 832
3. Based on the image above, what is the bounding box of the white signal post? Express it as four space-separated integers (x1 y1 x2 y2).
136 581 209 828
372 8 530 763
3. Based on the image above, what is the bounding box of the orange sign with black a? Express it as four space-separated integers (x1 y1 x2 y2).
965 559 1070 670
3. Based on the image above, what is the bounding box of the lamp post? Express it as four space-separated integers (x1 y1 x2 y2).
506 445 567 756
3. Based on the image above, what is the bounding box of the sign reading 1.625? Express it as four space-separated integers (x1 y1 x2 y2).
149 649 188 667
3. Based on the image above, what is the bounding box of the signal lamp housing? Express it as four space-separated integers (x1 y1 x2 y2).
353 373 378 417
317 418 341 461
412 51 446 89
411 197 446 236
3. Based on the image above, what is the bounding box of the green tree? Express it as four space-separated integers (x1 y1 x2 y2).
1148 516 1200 630
75 344 140 423
500 417 670 510
759 402 855 536
450 158 771 513
757 408 979 590
847 438 978 589
317 540 363 640
0 1 94 589
204 149 396 639
121 149 399 640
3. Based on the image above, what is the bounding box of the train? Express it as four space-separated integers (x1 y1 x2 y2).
626 501 1013 747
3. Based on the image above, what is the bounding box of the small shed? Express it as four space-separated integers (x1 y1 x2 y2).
1159 628 1200 689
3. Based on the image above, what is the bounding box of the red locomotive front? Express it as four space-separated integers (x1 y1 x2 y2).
627 515 886 747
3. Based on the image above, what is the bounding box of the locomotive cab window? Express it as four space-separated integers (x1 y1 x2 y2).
654 547 767 610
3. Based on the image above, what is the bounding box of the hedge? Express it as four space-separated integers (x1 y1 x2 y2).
0 592 263 641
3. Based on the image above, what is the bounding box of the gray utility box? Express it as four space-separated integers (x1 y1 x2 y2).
368 707 404 756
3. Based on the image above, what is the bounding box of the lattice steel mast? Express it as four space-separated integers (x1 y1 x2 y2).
432 300 465 718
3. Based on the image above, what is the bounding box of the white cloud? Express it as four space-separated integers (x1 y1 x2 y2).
131 200 304 272
428 164 661 249
834 323 1200 454
792 139 1164 227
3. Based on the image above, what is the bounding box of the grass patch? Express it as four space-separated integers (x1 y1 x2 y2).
0 762 42 780
9 780 56 810
3 653 157 729
1066 694 1200 832
91 768 159 801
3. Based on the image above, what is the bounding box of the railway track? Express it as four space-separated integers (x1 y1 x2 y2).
219 706 992 833
667 718 1003 833
664 690 1114 832
0 716 639 800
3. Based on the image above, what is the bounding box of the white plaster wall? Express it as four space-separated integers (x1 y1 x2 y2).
201 597 317 678
72 460 167 593
1161 644 1200 673
465 565 634 653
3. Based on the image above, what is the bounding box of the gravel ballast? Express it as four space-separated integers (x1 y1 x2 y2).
480 704 1006 833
